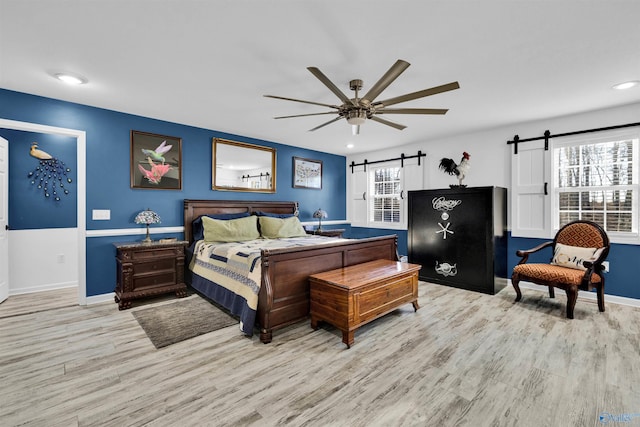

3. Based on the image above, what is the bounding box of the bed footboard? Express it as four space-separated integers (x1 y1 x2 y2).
258 235 398 343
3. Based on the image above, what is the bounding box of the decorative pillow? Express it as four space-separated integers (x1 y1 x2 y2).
254 211 296 219
258 216 307 239
202 215 260 243
551 243 603 271
192 212 250 241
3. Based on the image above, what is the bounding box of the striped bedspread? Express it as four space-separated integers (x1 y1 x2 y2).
189 236 343 336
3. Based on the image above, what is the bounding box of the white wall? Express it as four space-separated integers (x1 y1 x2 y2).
347 101 640 229
8 228 78 294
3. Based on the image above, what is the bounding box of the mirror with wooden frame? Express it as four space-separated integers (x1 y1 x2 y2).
212 138 276 193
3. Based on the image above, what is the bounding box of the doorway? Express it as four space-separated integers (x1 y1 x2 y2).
0 118 86 305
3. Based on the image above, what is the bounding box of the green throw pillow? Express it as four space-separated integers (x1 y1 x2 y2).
202 215 260 242
259 216 307 239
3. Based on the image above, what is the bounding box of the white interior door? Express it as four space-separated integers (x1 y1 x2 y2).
0 136 8 303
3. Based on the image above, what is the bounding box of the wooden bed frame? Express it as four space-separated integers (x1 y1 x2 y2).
184 199 399 343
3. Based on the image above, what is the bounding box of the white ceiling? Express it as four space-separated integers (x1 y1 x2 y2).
2 1 640 155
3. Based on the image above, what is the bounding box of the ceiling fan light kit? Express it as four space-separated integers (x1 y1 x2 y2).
346 109 367 126
265 59 459 133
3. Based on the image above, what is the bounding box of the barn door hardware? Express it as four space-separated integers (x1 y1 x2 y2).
350 150 426 173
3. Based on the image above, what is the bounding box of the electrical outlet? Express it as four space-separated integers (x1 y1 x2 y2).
92 209 111 220
57 254 65 264
602 261 610 273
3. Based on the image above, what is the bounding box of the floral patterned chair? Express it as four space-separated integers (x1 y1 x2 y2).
511 220 610 319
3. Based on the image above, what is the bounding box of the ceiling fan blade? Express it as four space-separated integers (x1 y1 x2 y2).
369 116 406 130
274 112 338 119
376 108 449 115
307 67 357 106
362 59 410 103
309 116 343 131
264 94 339 109
372 81 460 108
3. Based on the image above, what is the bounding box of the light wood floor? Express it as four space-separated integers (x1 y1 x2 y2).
0 287 78 318
1 283 639 427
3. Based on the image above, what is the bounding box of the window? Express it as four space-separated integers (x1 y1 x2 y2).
349 159 423 229
555 136 637 234
512 127 640 243
371 166 401 224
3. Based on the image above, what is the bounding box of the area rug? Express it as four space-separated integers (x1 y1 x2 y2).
132 295 237 349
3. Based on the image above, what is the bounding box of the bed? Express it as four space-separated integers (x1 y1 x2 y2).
184 199 399 343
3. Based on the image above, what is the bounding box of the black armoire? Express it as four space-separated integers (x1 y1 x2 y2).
408 186 507 295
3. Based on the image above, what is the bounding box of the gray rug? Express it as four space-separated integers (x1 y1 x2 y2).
132 295 237 349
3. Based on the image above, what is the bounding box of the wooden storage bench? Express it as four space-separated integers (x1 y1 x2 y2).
309 259 421 348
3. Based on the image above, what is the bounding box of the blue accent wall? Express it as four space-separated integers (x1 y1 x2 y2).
352 227 640 300
6 129 77 229
0 89 346 297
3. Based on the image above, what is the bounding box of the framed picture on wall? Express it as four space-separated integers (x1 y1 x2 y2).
293 156 322 189
130 130 182 190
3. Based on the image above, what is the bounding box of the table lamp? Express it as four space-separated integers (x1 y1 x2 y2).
313 208 328 232
134 208 161 243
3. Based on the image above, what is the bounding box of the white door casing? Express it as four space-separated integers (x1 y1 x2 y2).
0 119 86 305
0 137 8 303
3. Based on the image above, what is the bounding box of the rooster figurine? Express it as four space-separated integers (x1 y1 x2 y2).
439 152 470 187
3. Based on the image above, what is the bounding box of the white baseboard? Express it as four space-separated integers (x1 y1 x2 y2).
9 282 77 296
86 292 115 305
513 281 640 309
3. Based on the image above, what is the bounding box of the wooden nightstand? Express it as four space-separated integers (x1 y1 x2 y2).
306 228 345 238
114 240 189 310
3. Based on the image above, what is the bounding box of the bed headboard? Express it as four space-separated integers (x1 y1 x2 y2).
183 199 299 243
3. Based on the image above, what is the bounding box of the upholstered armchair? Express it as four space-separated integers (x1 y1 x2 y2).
511 220 610 319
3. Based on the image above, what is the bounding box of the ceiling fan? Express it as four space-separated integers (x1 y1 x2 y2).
264 59 459 134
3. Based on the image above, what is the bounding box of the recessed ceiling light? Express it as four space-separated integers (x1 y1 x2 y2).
346 143 354 149
612 81 639 90
53 72 88 85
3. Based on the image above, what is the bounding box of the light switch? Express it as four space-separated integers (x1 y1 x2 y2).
92 209 111 220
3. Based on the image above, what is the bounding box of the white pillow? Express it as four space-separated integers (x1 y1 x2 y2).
551 243 602 271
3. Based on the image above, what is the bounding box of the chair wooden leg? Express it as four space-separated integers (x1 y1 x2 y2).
548 286 555 299
597 284 606 312
511 275 522 302
565 287 577 319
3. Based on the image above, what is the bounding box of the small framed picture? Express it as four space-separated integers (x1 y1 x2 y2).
293 156 322 189
130 130 182 190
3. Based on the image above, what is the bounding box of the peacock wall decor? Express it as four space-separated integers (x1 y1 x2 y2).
27 142 73 201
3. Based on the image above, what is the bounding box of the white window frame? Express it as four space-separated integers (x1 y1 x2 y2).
349 158 424 230
551 129 639 244
369 164 403 228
